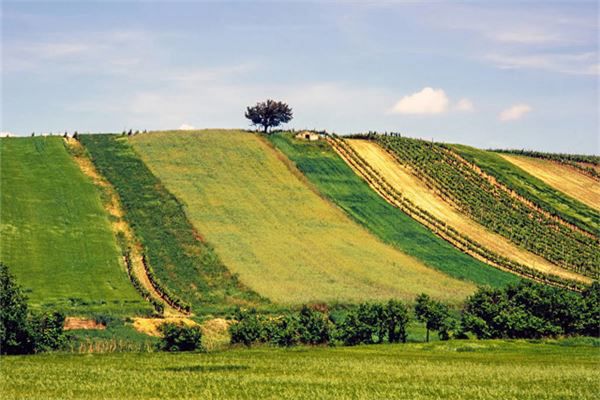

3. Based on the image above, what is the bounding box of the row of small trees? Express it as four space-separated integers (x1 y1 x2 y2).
228 299 451 347
228 281 600 348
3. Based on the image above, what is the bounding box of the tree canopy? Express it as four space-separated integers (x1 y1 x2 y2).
245 99 293 133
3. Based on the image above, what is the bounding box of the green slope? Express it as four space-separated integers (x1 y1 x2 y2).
0 137 149 316
451 144 599 235
269 134 519 288
80 134 264 314
129 130 475 305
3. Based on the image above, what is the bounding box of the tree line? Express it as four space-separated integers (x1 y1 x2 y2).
3 258 598 354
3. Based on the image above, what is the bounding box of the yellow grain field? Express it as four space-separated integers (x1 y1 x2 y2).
500 154 600 211
130 130 475 304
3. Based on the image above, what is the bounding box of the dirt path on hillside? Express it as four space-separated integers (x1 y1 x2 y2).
65 138 184 317
500 154 600 211
344 139 590 285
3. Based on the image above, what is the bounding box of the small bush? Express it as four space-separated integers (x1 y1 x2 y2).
229 308 266 346
157 323 203 352
298 306 331 345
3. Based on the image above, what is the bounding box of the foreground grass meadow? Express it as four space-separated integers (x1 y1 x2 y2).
3 340 599 400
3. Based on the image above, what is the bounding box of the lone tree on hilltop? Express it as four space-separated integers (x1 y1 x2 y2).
245 99 293 133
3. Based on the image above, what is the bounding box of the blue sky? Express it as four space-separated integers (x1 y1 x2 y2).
1 1 598 153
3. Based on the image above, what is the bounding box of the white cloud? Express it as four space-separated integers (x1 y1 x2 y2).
178 124 196 130
391 87 449 115
499 104 532 121
455 98 474 112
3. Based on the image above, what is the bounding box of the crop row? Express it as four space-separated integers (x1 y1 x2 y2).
329 135 586 290
122 250 165 315
375 135 599 279
141 254 191 313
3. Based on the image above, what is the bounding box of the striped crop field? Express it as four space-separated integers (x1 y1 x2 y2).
130 130 475 305
346 139 588 285
269 133 519 288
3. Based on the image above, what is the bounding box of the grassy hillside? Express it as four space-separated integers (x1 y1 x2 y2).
269 134 519 288
80 134 264 314
344 139 584 284
498 153 600 212
0 137 150 316
452 144 599 233
130 130 475 305
377 135 599 280
4 340 598 399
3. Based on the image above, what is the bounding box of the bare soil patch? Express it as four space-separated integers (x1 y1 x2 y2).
64 317 106 330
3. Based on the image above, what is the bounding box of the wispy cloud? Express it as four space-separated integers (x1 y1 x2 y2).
455 98 474 112
499 104 532 121
487 52 598 76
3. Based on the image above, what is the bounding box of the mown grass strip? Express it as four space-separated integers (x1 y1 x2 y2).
0 137 150 316
269 134 519 288
451 144 599 235
80 134 265 314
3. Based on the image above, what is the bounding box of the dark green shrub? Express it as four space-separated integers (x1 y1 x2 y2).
268 314 300 347
158 323 203 352
29 311 66 353
1 263 66 354
461 281 599 339
1 263 33 354
385 300 409 343
229 309 266 346
298 305 331 345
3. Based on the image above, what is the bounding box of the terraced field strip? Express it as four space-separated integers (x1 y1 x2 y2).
344 139 589 286
269 134 519 288
131 130 475 305
65 139 180 316
81 134 263 314
0 137 151 316
499 154 600 211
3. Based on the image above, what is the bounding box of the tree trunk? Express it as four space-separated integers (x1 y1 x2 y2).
426 328 429 343
263 125 269 133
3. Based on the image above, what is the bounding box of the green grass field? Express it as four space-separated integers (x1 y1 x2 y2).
130 130 475 305
80 134 263 314
0 137 149 316
451 144 599 235
3 340 598 399
269 134 519 288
